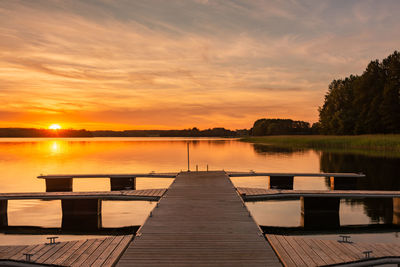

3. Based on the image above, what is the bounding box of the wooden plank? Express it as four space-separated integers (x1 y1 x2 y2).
90 236 124 266
311 239 344 264
320 239 356 262
266 235 296 267
52 239 87 266
267 236 400 267
18 243 49 262
301 238 331 265
9 244 39 261
237 187 400 199
117 172 281 266
292 238 327 266
62 238 98 266
276 235 307 266
43 240 79 265
70 237 107 266
35 242 67 263
102 235 133 267
0 245 27 259
0 189 166 201
285 236 318 266
80 237 115 266
381 243 400 255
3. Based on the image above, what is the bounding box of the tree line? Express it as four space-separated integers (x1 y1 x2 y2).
250 119 312 136
0 127 244 138
317 51 400 134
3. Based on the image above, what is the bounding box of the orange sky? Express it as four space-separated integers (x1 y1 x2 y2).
1 1 399 130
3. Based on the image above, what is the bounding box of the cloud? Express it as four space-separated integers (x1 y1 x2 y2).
0 0 399 129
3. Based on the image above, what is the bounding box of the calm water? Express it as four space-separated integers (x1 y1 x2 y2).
0 137 399 245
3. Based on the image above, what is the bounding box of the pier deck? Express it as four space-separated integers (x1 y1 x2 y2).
237 187 400 200
0 189 166 201
117 171 281 266
0 235 133 266
266 234 400 266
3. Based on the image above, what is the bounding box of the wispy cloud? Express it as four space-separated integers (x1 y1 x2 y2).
0 0 399 129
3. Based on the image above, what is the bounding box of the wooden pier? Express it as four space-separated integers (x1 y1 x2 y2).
2 170 400 266
117 171 282 266
266 234 400 266
237 187 400 200
0 235 132 266
0 188 166 201
229 172 365 190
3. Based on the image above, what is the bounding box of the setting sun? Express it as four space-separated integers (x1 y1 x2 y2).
49 124 61 130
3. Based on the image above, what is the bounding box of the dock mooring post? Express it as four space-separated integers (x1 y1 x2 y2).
45 177 73 192
110 177 136 190
269 176 294 190
187 142 190 172
61 199 102 230
0 200 7 228
393 198 400 225
300 196 340 229
329 176 358 190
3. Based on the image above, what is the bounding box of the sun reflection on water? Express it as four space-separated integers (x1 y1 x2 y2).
50 141 61 154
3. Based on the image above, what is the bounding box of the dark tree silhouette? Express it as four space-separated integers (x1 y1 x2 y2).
319 51 400 134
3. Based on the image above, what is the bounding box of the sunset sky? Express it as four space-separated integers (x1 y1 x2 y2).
1 0 399 130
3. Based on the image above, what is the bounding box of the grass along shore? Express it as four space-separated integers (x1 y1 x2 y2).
241 135 400 157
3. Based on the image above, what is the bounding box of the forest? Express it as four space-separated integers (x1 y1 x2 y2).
317 51 400 135
250 119 311 136
0 127 240 138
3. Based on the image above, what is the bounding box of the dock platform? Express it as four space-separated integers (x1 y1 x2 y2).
0 189 166 201
0 235 132 266
117 171 282 266
266 234 400 266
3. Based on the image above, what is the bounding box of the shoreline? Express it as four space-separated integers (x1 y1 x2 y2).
240 135 400 158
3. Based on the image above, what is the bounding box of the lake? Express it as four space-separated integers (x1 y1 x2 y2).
0 137 399 245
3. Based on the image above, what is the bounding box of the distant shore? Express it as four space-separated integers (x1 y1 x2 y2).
241 135 400 157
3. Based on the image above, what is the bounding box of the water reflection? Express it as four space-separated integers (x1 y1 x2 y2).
253 144 307 155
250 144 400 228
320 152 400 224
0 138 399 244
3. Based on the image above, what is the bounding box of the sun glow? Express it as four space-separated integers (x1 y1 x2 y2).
49 124 61 130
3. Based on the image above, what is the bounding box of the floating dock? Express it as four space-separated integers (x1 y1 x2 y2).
266 234 400 266
0 235 132 266
1 170 399 266
117 171 282 266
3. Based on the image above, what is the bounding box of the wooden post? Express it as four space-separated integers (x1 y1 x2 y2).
269 176 294 190
393 198 400 225
187 143 190 172
330 176 358 190
110 177 136 190
61 199 102 230
45 178 73 192
300 197 340 229
0 200 7 228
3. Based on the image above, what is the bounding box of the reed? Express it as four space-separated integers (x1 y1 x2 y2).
241 135 400 152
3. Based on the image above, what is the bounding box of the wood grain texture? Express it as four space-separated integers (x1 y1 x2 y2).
0 235 133 266
267 234 400 266
117 171 281 267
0 188 166 200
237 187 400 199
